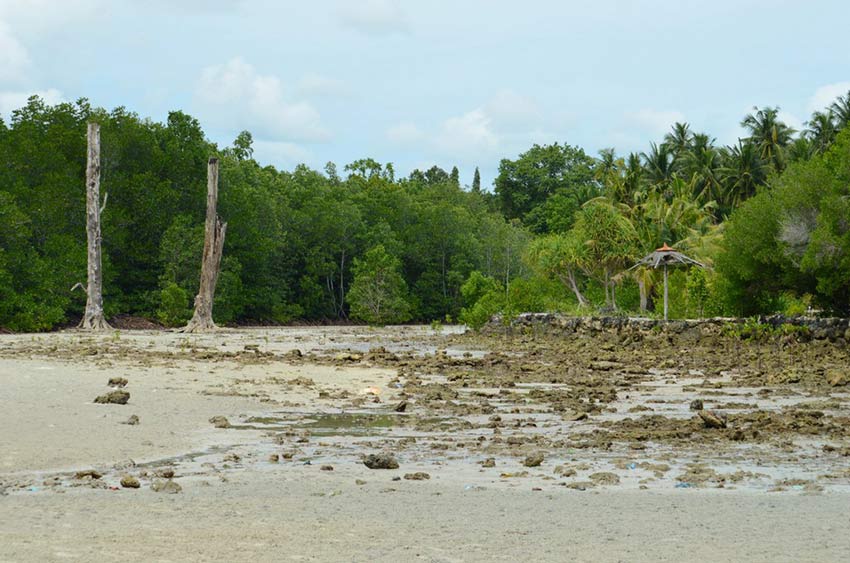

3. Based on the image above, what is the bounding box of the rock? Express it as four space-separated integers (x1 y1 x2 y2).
121 414 140 425
268 454 279 463
698 409 728 429
569 412 589 422
74 469 102 480
94 390 130 405
826 369 848 387
565 481 595 491
554 465 577 477
355 479 367 485
590 472 620 485
223 453 240 463
154 468 175 479
151 479 182 494
394 400 408 413
523 452 545 467
403 472 430 481
689 399 704 411
209 415 231 428
590 361 620 371
120 475 140 489
320 465 334 471
363 453 399 470
480 458 496 468
108 377 128 388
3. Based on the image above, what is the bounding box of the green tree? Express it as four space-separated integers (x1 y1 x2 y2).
348 245 411 325
472 167 481 192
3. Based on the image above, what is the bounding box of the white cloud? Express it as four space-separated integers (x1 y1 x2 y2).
296 73 347 98
386 121 423 144
627 108 686 137
484 89 541 127
778 110 803 132
807 82 850 113
338 0 408 35
0 88 64 117
194 57 329 142
0 22 29 83
434 108 499 156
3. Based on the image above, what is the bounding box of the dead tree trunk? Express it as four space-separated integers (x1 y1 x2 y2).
183 157 227 332
78 122 111 331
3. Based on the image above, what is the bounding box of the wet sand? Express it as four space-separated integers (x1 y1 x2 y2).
1 325 849 562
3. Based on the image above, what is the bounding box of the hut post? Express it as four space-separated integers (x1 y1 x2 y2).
663 264 669 321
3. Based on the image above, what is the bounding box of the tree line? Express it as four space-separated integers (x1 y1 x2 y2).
0 91 848 331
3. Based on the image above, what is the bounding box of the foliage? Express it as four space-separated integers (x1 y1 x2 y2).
156 282 191 327
347 245 411 325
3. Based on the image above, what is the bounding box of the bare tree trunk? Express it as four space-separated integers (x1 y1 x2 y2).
79 123 111 331
638 278 647 312
559 270 587 307
183 158 227 332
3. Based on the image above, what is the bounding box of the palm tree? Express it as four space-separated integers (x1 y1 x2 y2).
740 106 795 172
718 140 768 211
805 110 838 153
830 89 850 129
679 133 722 205
787 137 816 163
663 122 692 157
641 142 676 188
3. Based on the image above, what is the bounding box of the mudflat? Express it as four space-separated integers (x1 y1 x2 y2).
1 325 849 562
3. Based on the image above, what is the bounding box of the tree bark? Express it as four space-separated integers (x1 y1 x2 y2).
183 158 227 332
79 123 111 331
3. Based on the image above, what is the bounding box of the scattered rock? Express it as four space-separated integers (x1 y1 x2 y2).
223 453 240 463
120 475 140 489
151 479 182 494
209 415 231 428
355 479 367 485
94 390 129 405
565 481 595 491
589 472 620 485
404 472 430 481
74 469 102 480
523 452 545 467
394 400 408 413
108 377 128 388
268 454 279 463
363 453 399 469
826 369 848 387
121 414 140 425
554 465 577 477
154 468 175 479
480 458 496 468
569 412 588 422
698 410 728 429
320 465 334 471
689 399 704 411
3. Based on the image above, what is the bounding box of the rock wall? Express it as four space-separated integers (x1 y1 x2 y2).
483 313 850 345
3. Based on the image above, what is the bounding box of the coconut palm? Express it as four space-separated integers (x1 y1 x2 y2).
805 110 838 153
718 140 768 211
679 133 722 205
663 122 692 157
740 106 795 172
641 142 676 188
830 90 850 129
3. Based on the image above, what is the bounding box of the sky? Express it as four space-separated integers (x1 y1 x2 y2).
1 0 848 189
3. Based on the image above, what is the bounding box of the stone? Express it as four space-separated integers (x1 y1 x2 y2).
394 400 408 413
74 469 102 480
320 465 334 471
121 414 140 425
589 472 620 485
689 399 704 411
480 458 496 468
120 475 140 489
523 452 545 467
209 415 231 428
826 369 848 387
363 453 399 469
94 390 130 405
698 410 728 429
151 479 182 494
108 377 128 388
268 454 279 463
403 472 430 481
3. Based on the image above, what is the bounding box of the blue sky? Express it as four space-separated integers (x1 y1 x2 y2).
1 0 848 188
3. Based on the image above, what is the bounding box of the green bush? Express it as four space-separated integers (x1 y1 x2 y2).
157 282 191 327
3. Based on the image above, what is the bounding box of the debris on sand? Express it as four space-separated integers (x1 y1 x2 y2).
480 458 496 468
689 399 704 411
268 454 279 463
151 479 182 494
121 414 140 425
154 468 175 479
394 400 408 413
404 472 430 480
320 465 334 471
108 377 128 388
75 469 102 480
363 453 399 469
523 452 545 467
94 390 130 405
698 410 728 429
209 415 231 428
120 475 140 489
827 369 848 387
